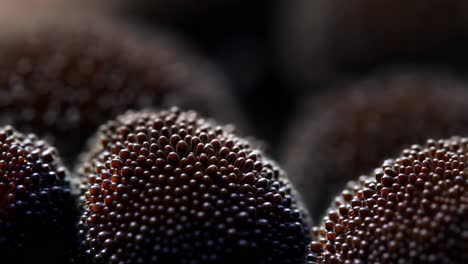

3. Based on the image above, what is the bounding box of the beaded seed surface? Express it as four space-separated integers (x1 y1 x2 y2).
0 126 75 263
308 138 468 263
78 108 310 264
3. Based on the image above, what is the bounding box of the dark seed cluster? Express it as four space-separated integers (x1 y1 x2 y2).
308 137 468 263
0 16 244 163
78 107 310 264
0 126 75 263
282 70 468 219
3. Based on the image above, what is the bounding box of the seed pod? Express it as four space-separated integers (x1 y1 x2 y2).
78 107 310 263
282 69 468 219
0 126 75 263
308 137 468 263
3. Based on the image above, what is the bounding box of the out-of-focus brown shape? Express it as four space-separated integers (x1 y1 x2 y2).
0 2 246 163
281 0 468 88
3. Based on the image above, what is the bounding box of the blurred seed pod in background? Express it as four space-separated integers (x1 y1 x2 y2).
308 138 467 263
280 0 468 89
77 108 311 264
0 1 247 164
281 68 468 220
0 126 76 263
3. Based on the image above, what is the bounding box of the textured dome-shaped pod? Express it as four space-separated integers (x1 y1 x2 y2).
308 137 468 263
77 108 311 264
0 126 76 263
